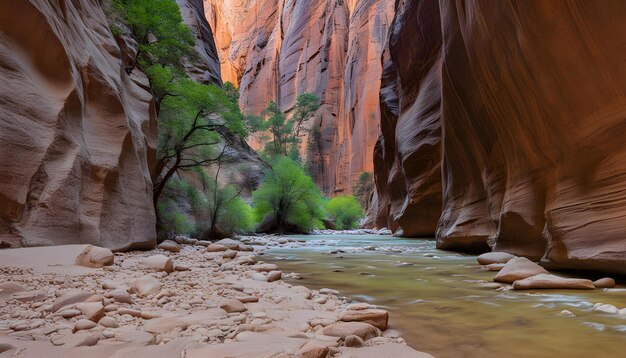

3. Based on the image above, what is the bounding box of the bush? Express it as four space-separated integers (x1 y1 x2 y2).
253 157 325 233
326 196 364 230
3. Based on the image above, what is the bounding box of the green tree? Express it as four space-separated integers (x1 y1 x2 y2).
326 196 364 230
253 157 325 233
112 0 195 72
353 172 374 210
153 78 247 207
292 93 320 139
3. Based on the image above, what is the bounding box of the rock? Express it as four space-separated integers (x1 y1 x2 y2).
300 341 330 358
215 238 240 250
238 244 254 252
345 334 365 347
12 290 47 302
236 296 259 303
0 282 25 300
57 309 82 318
593 303 619 314
0 241 11 249
494 257 548 283
98 317 118 328
267 270 282 282
482 263 506 271
142 254 174 273
116 329 155 344
512 274 595 290
158 240 181 253
220 299 247 313
322 322 381 340
142 317 188 334
75 245 114 268
251 272 267 282
117 308 143 317
254 263 279 272
75 302 105 322
559 310 575 317
593 277 616 288
477 252 516 265
206 244 228 252
619 308 626 316
130 275 162 297
223 250 238 259
340 309 389 330
73 319 97 333
105 289 133 304
52 291 94 312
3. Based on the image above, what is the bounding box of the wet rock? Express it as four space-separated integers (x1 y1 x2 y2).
130 275 161 297
512 274 595 290
477 252 516 265
220 299 247 313
267 270 282 282
340 308 389 330
494 257 548 283
322 322 381 340
73 319 97 333
158 240 181 253
75 302 105 322
482 263 506 271
345 334 365 347
142 254 174 273
559 310 576 317
206 244 228 252
593 277 616 288
593 303 619 314
75 245 114 268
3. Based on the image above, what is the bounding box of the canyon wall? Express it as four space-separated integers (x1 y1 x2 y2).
0 0 157 250
373 0 626 273
204 0 394 195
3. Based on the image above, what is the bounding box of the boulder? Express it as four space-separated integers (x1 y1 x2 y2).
215 238 241 250
75 301 105 322
267 270 282 282
340 308 389 330
98 317 118 328
52 290 94 312
220 298 247 313
142 317 188 334
477 252 516 265
130 275 161 297
206 244 228 252
73 319 97 333
593 277 616 288
512 274 595 290
142 254 174 273
300 341 330 358
157 240 181 253
75 245 114 268
321 322 380 340
345 335 365 347
494 257 548 283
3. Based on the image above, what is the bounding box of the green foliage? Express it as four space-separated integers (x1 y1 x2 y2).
201 171 255 236
253 157 325 233
112 0 195 69
157 178 201 236
249 94 320 161
326 196 364 230
353 172 374 210
223 82 240 104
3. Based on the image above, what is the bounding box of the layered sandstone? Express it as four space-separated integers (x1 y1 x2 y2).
373 0 626 273
0 0 156 250
204 0 394 195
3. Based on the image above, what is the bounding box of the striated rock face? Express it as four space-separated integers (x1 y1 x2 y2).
373 0 626 273
0 0 156 250
204 0 394 195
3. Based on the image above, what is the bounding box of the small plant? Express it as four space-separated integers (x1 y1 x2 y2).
326 195 364 230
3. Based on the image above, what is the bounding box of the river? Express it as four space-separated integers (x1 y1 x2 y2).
263 234 626 358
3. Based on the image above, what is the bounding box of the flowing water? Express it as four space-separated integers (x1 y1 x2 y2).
263 235 626 358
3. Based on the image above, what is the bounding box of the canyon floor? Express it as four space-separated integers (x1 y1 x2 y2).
0 237 430 358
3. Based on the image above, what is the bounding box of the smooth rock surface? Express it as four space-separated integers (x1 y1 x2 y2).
494 257 548 284
512 274 595 290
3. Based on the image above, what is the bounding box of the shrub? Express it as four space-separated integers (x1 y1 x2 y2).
326 195 364 230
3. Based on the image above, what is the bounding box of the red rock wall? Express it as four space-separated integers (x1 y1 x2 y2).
0 0 157 250
204 0 394 195
373 0 626 273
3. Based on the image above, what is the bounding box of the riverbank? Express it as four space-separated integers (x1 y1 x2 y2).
0 238 430 357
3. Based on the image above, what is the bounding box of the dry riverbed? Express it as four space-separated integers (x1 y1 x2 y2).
0 236 430 357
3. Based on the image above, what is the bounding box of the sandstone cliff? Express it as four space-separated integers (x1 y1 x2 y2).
204 0 394 195
0 0 157 250
373 0 626 273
